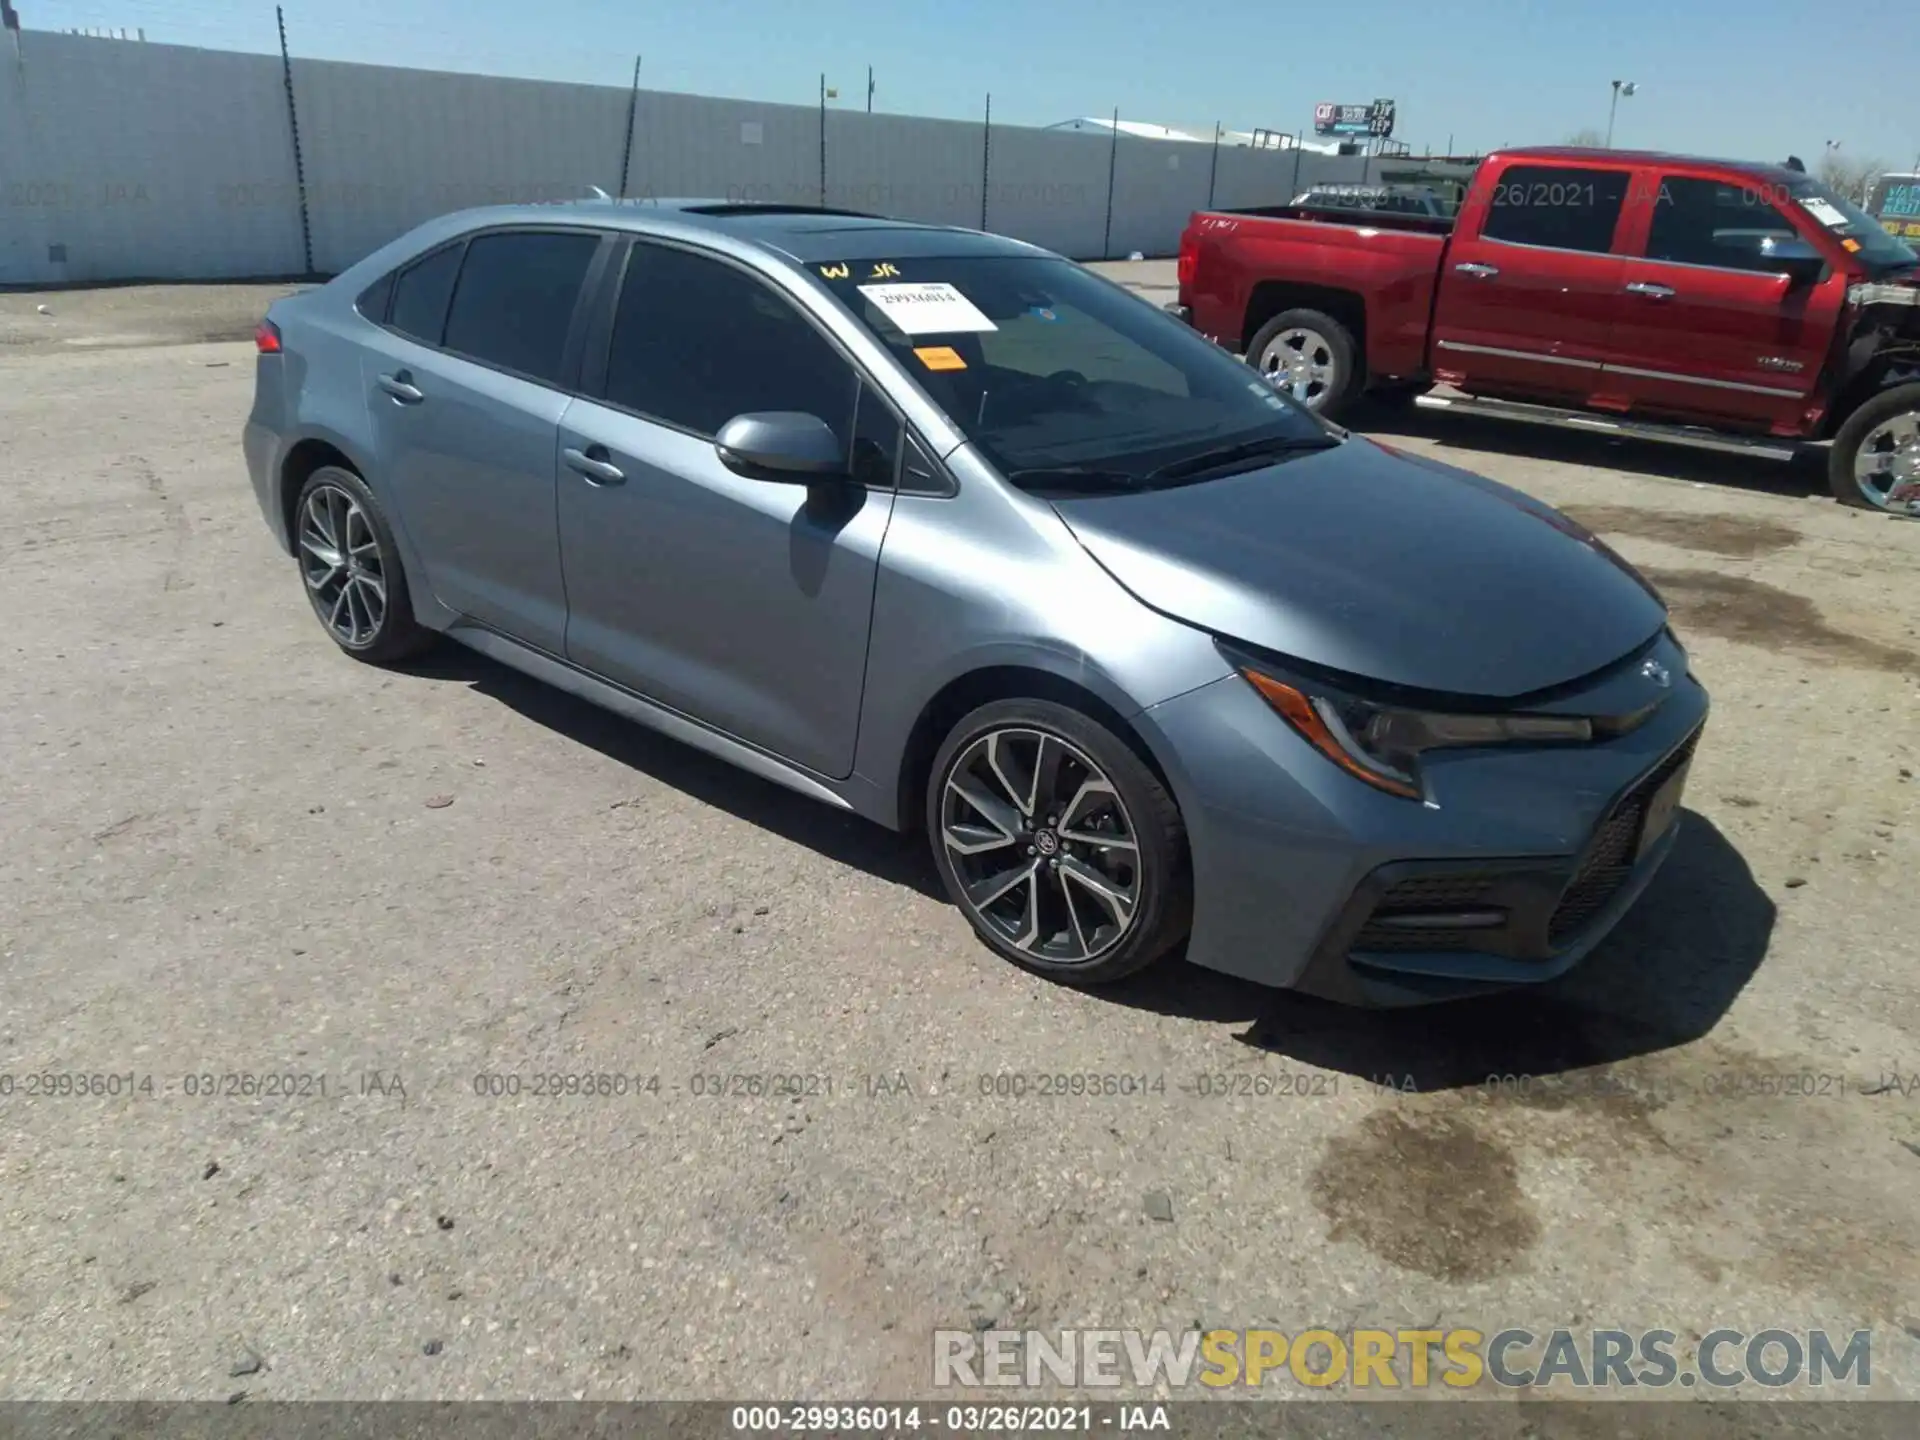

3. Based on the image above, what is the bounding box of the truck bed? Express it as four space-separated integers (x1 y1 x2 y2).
1219 203 1455 236
1180 209 1451 375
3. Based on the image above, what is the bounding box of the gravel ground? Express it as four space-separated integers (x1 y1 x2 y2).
1 268 1918 1404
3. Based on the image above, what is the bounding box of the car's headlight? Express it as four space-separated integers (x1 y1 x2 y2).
1235 666 1592 800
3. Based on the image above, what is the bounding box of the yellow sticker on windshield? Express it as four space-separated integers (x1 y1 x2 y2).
818 262 851 279
868 261 901 278
1842 237 1862 252
914 346 968 371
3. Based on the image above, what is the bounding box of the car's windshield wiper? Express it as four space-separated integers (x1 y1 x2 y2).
1146 433 1341 484
1004 466 1144 493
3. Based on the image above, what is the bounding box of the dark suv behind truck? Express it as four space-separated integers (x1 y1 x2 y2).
1176 146 1920 513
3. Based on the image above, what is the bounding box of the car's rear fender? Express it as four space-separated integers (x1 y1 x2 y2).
252 296 457 631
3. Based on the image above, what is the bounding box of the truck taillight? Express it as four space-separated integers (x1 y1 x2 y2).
1177 233 1198 289
254 320 282 354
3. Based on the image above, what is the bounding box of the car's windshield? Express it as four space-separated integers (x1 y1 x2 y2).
810 254 1333 490
1786 176 1917 272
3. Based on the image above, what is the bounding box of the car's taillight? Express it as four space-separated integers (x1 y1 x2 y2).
254 320 282 354
1176 231 1198 290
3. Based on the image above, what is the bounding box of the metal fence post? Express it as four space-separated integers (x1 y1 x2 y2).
618 55 641 198
1101 106 1119 259
818 73 828 207
275 5 313 276
1206 122 1220 209
980 93 992 231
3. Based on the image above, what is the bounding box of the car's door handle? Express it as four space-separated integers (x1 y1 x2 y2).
376 371 424 404
1625 281 1676 299
563 445 626 486
1454 261 1500 278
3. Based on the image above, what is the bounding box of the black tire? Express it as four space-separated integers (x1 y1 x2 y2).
926 698 1190 985
1829 382 1920 513
291 465 437 664
1246 307 1361 421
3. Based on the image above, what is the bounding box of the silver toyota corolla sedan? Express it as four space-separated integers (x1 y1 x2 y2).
243 200 1708 1006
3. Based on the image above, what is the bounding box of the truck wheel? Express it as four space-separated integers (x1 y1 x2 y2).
1829 382 1920 515
1247 309 1359 419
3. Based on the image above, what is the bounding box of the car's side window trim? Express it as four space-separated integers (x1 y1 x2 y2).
898 430 958 499
847 379 956 497
576 233 633 400
426 225 615 393
586 234 929 492
354 270 396 325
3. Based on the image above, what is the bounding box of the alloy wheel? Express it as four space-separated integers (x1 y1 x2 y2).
1853 408 1920 515
939 727 1141 965
298 482 388 647
1259 326 1338 410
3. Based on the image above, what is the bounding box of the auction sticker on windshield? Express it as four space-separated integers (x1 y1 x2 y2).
1803 197 1852 230
913 346 969 371
857 281 998 335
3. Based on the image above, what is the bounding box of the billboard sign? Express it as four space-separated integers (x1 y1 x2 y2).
1314 100 1395 138
1866 173 1920 241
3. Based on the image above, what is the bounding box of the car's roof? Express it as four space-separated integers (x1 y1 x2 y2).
418 199 1048 265
1493 146 1810 185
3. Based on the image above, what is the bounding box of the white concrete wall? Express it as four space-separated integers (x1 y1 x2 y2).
0 33 305 283
0 31 1375 284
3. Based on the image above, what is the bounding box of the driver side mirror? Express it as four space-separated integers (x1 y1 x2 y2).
714 412 846 480
1758 234 1826 285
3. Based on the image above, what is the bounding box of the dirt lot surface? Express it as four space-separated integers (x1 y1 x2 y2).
2 269 1918 1407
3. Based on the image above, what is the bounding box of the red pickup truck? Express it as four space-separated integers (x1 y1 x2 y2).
1173 146 1920 513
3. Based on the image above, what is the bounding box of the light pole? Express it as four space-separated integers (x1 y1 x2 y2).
1605 80 1637 148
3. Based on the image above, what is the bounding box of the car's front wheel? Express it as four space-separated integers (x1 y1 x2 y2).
1830 382 1920 515
293 465 436 663
926 699 1191 984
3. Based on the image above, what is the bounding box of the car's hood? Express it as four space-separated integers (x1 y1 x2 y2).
1051 437 1668 700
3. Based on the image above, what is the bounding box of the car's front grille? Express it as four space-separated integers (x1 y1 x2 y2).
1547 729 1701 947
1353 873 1504 952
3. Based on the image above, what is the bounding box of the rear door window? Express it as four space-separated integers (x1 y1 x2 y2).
1481 165 1630 253
441 230 601 386
388 243 464 346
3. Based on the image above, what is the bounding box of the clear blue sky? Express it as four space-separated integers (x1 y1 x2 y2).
22 0 1920 168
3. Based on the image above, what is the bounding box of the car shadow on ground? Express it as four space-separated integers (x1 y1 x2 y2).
400 645 947 901
403 647 1772 1087
1360 406 1832 502
1103 812 1775 1091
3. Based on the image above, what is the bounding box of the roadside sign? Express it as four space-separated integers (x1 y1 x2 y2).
1866 173 1920 241
1314 100 1395 138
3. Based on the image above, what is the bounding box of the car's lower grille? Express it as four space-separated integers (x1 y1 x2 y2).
1547 729 1701 947
1354 873 1505 952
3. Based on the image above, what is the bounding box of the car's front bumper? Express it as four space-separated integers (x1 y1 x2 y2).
1137 635 1710 1006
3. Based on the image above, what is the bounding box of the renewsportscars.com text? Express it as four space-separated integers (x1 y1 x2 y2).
933 1327 1874 1390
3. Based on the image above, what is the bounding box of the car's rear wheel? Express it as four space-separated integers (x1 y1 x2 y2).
926 699 1190 984
293 465 436 663
1247 308 1359 420
1830 382 1920 515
